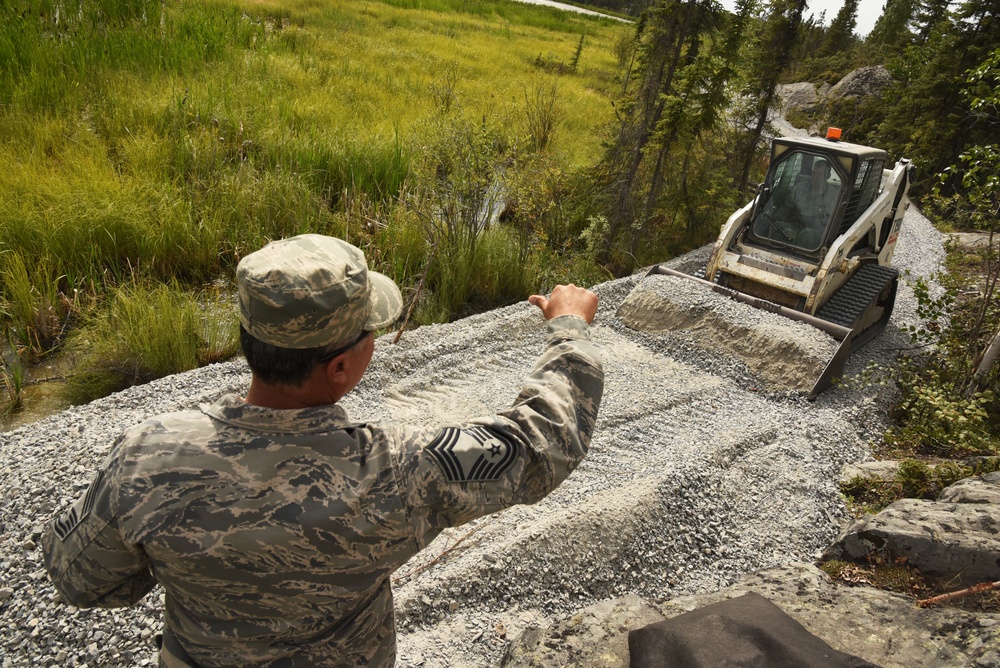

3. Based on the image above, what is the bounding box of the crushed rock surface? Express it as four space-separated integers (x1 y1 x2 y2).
616 274 841 393
0 207 942 666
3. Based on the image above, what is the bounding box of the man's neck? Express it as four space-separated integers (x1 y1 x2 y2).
244 377 336 410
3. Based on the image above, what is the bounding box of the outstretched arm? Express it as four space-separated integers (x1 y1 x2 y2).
393 285 604 548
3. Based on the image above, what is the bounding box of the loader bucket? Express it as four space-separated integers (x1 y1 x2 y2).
616 266 854 395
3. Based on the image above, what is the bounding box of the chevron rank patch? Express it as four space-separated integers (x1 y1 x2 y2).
427 426 520 483
52 470 105 541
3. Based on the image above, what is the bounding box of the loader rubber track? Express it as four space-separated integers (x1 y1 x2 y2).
816 263 899 351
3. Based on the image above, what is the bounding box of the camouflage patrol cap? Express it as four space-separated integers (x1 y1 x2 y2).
237 234 403 349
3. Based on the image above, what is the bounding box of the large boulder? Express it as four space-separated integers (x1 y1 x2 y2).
778 66 895 126
824 472 1000 584
828 65 895 99
778 81 823 114
502 562 1000 668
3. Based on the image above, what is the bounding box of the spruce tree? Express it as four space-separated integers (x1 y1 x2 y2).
820 0 860 56
596 0 724 269
867 0 917 56
913 0 952 43
873 0 1000 190
734 0 808 193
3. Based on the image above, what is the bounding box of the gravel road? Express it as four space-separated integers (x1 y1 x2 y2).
0 206 943 667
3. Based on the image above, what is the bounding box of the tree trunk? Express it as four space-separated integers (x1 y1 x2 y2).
966 326 1000 398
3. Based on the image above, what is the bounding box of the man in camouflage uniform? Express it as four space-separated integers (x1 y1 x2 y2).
42 234 604 667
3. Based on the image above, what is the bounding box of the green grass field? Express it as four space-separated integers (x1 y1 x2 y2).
1 0 628 410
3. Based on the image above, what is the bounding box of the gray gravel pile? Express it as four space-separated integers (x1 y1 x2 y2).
0 207 943 667
616 273 842 393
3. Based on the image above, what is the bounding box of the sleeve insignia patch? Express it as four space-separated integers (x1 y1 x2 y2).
53 470 105 541
427 427 520 483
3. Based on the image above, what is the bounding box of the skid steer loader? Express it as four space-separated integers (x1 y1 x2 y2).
618 128 917 394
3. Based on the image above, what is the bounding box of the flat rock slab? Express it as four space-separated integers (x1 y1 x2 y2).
825 497 1000 584
778 82 822 113
948 232 996 250
840 460 902 483
501 594 663 667
502 562 1000 668
940 471 1000 505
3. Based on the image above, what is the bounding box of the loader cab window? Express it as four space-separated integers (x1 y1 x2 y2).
750 152 844 254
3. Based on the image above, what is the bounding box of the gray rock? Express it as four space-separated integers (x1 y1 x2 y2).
776 66 895 133
503 563 1000 668
502 595 664 667
777 82 823 114
828 65 894 99
939 472 1000 505
948 232 996 251
824 498 1000 584
840 460 901 483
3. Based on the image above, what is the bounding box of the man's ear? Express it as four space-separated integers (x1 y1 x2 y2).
323 357 349 385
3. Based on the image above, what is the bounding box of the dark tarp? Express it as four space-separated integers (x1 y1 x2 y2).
628 592 880 668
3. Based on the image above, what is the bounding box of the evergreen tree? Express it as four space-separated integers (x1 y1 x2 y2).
820 0 860 55
734 0 808 192
785 11 827 80
872 0 1000 192
595 0 725 269
867 0 917 56
913 0 952 43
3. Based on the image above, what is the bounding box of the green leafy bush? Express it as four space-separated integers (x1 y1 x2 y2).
886 364 996 456
880 268 1000 458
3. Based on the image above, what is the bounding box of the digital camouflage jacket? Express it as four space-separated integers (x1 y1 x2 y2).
42 315 603 667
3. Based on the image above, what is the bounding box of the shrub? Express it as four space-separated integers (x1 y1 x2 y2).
841 457 1000 515
885 364 995 456
881 268 1000 458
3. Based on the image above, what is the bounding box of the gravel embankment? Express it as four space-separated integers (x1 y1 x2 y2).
0 206 943 667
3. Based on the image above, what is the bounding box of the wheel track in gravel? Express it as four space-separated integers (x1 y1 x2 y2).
346 301 875 667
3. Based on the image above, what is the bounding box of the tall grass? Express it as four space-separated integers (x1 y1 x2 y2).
1 0 275 112
64 281 239 404
1 0 626 404
1 0 621 288
0 251 72 359
1 361 27 417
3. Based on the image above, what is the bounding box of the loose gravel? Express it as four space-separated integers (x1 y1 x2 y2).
0 206 943 667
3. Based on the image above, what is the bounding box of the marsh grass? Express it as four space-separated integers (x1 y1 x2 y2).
1 361 27 417
195 285 242 366
1 0 274 112
64 281 240 404
3 0 625 404
0 252 74 359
